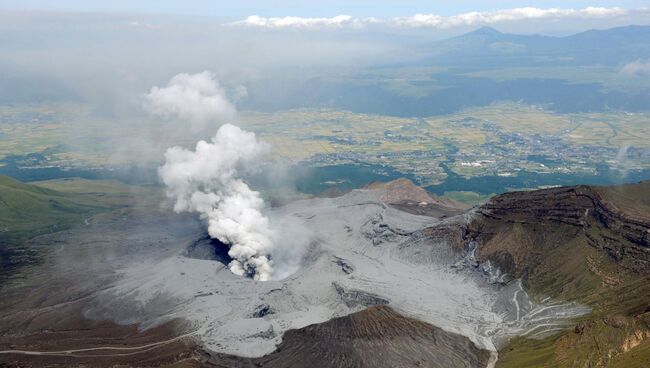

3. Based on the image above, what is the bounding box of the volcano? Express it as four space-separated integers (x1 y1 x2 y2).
2 179 648 367
88 180 588 364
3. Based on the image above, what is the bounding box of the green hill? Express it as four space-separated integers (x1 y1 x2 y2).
0 175 150 281
466 181 650 367
1 175 97 244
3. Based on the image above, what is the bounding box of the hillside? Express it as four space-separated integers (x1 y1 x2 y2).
0 177 648 367
207 306 490 368
463 180 650 367
433 25 650 67
0 176 150 281
364 178 469 217
0 175 98 243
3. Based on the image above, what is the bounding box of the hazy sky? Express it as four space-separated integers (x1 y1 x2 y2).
1 0 649 169
2 1 649 18
2 0 649 119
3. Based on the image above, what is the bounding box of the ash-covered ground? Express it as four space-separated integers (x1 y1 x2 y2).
84 188 589 360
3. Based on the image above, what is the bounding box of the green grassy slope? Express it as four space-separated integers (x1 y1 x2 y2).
497 235 650 367
0 175 155 281
1 176 100 244
477 182 650 367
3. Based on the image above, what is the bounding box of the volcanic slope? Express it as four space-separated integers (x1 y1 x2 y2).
364 178 468 217
90 185 586 363
463 180 650 367
0 176 139 282
206 305 490 368
4 178 638 368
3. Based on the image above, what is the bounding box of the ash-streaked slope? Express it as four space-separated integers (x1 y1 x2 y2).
209 305 491 368
466 180 650 367
90 188 588 360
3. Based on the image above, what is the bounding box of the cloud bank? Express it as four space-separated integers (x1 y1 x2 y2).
231 14 379 29
229 6 645 29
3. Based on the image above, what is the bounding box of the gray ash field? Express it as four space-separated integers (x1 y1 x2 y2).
3 185 587 367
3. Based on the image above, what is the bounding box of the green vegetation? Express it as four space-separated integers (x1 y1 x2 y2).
0 175 161 282
519 233 645 315
4 103 650 192
464 66 650 92
610 338 650 368
441 191 494 206
499 314 650 368
468 181 650 367
1 175 95 244
243 104 650 191
496 223 650 367
0 175 141 245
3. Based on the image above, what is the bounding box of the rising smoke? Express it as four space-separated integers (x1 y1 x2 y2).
144 71 237 132
146 71 282 281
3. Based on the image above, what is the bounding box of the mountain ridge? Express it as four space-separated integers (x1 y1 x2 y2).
458 180 650 367
433 24 650 66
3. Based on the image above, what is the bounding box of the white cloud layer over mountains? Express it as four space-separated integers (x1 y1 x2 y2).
234 15 378 29
620 60 650 77
228 6 646 29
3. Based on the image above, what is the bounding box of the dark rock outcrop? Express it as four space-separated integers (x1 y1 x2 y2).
251 304 274 318
332 256 355 274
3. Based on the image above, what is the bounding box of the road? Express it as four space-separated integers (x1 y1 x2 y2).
0 331 197 357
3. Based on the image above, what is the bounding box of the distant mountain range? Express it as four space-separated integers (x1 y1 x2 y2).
430 25 650 67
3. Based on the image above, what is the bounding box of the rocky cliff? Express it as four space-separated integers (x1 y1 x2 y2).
459 181 650 367
470 181 650 279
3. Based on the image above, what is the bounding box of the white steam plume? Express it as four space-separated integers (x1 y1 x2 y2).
143 71 236 132
146 72 277 281
158 124 275 280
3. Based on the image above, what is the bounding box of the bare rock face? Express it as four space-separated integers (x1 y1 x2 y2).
207 306 489 368
252 304 274 318
470 181 650 277
332 256 355 274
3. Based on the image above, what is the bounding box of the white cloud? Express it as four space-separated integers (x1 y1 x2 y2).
620 60 650 77
228 7 645 30
393 7 631 29
229 14 377 29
